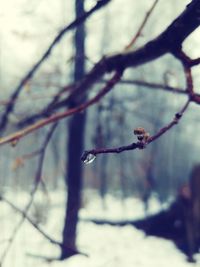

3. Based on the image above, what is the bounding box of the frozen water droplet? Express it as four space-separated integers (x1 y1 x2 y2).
83 153 96 164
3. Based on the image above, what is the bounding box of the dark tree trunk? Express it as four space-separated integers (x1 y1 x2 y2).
61 0 85 259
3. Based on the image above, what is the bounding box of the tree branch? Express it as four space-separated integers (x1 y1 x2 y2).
0 0 199 147
0 123 57 266
47 0 200 110
81 99 190 161
0 0 112 134
125 0 159 50
0 73 122 146
16 79 188 129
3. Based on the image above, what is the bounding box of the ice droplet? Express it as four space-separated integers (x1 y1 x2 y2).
83 153 96 164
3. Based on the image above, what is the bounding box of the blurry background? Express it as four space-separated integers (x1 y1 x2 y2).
0 0 200 266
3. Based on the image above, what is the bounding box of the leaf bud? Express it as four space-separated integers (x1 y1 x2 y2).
133 127 145 135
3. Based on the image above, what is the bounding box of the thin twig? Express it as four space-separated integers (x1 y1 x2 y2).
0 123 57 266
0 195 87 260
1 196 61 246
173 49 200 103
81 99 190 160
125 0 159 50
148 99 190 143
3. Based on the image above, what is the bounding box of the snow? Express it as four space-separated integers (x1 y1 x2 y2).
0 190 197 267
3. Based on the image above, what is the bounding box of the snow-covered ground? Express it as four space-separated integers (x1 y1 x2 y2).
0 190 197 267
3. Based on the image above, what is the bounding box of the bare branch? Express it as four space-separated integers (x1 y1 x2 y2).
16 79 188 128
0 72 122 147
1 196 61 246
0 0 112 134
81 99 190 160
47 0 200 111
0 0 199 148
17 1 160 129
148 99 190 143
0 123 57 266
125 0 159 50
0 195 87 260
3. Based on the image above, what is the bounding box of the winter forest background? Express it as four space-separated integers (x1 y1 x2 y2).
0 0 200 266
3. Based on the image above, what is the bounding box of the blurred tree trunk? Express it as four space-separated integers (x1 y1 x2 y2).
61 0 85 259
94 104 108 208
